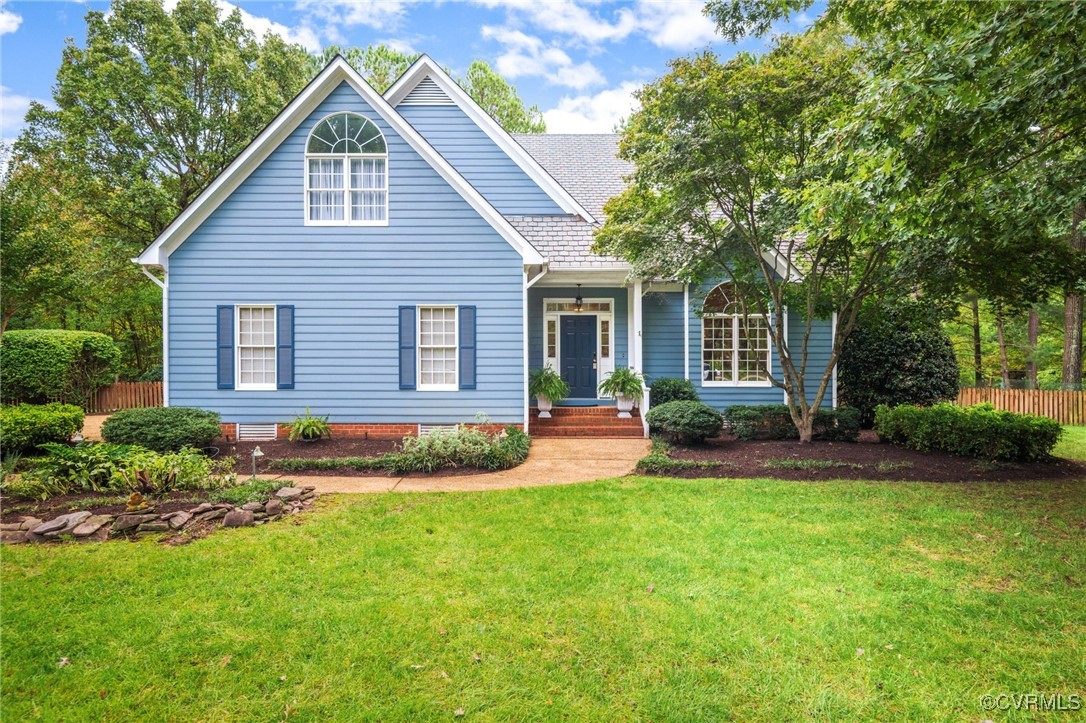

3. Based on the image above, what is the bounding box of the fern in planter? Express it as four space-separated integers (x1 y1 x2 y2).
286 408 332 442
529 368 569 418
598 367 645 419
598 367 645 401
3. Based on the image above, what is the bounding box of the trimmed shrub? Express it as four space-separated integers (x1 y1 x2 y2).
645 401 724 444
649 377 700 407
102 407 221 453
1 329 121 406
722 404 860 442
873 402 1062 462
0 403 84 454
838 300 959 426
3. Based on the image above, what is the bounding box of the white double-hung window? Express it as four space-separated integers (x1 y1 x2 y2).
702 284 771 385
418 306 457 390
237 305 277 390
305 112 388 225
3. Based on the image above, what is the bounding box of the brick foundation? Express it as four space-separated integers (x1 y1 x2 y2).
219 422 514 442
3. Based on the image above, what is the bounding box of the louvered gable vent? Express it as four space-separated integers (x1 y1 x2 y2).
398 76 454 105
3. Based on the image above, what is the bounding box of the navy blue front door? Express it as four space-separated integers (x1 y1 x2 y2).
561 315 597 398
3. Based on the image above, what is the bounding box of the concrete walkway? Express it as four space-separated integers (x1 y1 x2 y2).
268 437 651 494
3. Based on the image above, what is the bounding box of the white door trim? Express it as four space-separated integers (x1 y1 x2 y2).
542 297 615 399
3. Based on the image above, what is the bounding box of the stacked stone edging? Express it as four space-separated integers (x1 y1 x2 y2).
0 486 319 545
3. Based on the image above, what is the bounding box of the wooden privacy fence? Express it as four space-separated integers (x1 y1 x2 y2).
957 388 1086 425
87 382 163 414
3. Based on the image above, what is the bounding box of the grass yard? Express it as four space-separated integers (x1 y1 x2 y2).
3 477 1085 721
1055 425 1086 461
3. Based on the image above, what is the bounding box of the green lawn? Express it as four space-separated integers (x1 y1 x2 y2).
1055 425 1086 461
3 477 1085 721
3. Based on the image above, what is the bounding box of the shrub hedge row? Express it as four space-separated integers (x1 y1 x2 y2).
723 404 861 442
0 403 85 455
1 329 121 406
873 403 1062 462
102 407 222 453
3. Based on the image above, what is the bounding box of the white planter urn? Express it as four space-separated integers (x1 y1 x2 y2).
537 397 554 418
615 394 635 419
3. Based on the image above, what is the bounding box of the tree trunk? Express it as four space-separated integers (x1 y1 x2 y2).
1063 202 1085 390
1026 307 1039 389
971 298 983 386
995 312 1010 388
797 409 814 444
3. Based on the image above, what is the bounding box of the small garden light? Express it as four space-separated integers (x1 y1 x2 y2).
251 446 265 479
71 432 83 445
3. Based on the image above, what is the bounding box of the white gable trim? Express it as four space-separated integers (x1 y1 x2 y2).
136 57 544 267
385 56 597 223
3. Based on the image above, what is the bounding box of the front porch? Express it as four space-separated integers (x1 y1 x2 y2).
528 404 644 437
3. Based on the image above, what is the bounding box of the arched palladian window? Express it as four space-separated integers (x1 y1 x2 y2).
702 284 771 385
305 112 388 224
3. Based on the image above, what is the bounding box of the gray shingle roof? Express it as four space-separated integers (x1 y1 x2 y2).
508 134 631 269
512 134 630 220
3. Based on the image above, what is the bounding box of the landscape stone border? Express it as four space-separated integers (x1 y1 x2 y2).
0 486 318 545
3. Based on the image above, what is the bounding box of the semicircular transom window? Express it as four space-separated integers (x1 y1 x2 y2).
701 283 771 384
305 112 388 224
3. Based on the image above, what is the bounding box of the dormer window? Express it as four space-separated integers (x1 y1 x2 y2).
305 112 388 225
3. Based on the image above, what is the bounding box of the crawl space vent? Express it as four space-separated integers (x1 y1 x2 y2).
237 423 278 441
418 424 457 436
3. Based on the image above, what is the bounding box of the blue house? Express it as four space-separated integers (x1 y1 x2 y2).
135 56 836 440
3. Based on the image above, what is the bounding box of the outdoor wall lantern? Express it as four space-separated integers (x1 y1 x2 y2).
574 284 583 312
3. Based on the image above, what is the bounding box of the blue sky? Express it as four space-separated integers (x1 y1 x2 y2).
0 0 813 141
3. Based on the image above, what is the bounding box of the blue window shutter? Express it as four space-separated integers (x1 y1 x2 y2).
216 305 234 389
459 305 476 390
277 305 295 390
399 305 416 389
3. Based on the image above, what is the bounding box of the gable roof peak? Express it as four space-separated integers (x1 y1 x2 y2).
384 55 596 223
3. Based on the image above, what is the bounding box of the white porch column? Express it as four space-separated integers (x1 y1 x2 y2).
632 277 643 372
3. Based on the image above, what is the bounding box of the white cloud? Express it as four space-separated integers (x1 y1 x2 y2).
294 0 414 40
632 0 718 50
483 26 605 89
0 85 35 135
0 0 22 35
543 81 640 133
162 0 321 51
474 0 718 51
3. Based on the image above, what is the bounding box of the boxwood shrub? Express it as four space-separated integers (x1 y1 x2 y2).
0 329 121 406
649 377 700 407
722 404 860 442
873 402 1062 462
0 403 85 455
102 406 222 453
645 400 724 444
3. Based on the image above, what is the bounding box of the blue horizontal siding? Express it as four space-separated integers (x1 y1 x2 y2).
642 291 684 382
397 104 564 216
167 82 525 424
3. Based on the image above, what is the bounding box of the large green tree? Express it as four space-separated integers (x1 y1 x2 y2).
708 0 1086 386
595 29 885 442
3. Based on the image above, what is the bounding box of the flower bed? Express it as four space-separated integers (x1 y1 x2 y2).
638 433 1085 482
0 482 317 545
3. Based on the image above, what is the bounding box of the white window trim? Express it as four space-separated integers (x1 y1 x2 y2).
303 112 390 227
417 305 459 392
701 312 774 388
236 304 277 391
542 297 615 399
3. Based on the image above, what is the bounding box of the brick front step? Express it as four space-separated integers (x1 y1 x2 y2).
529 406 644 437
530 425 645 438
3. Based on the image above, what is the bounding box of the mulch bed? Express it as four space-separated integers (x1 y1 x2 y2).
1 490 213 525
221 438 484 478
663 431 1086 482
